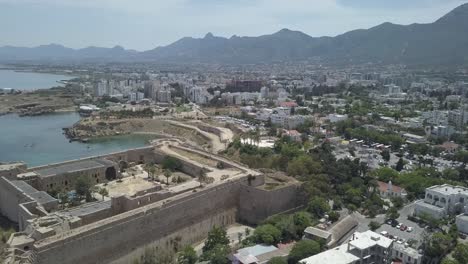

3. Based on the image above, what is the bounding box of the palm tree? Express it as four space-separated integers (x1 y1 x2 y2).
98 188 109 201
149 167 156 181
164 169 172 185
198 170 207 186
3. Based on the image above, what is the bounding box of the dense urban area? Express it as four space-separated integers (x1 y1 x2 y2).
2 3 468 264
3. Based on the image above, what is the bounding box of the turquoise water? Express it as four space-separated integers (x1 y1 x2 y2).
0 70 74 91
0 113 155 167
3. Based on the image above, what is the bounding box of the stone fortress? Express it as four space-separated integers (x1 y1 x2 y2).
0 136 303 264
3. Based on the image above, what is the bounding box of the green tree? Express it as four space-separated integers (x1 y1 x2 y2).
201 244 229 264
381 150 390 163
453 243 468 264
308 197 330 218
455 151 468 165
293 212 312 236
75 176 92 201
328 211 340 222
396 158 405 172
164 169 172 185
58 191 69 208
177 246 198 264
268 257 288 264
288 240 320 264
386 207 400 220
441 258 459 264
202 226 229 253
425 232 453 258
368 221 381 231
254 224 282 245
162 156 182 171
98 188 109 201
391 197 405 210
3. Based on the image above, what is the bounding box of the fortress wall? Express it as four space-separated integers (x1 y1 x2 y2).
153 150 207 178
238 183 304 225
110 208 238 264
18 202 40 232
0 177 33 223
28 147 155 172
37 167 109 193
170 145 239 170
32 179 244 264
195 123 224 140
104 146 156 165
112 191 172 214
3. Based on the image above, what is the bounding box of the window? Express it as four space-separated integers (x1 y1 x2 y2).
460 197 465 203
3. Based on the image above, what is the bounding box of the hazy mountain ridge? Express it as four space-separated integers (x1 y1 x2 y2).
1 3 468 65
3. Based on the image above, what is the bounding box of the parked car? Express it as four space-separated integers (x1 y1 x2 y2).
400 225 407 231
460 233 467 239
407 227 413 233
396 223 402 229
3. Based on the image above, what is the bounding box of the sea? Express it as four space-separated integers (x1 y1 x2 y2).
0 69 73 91
0 113 156 167
0 70 155 167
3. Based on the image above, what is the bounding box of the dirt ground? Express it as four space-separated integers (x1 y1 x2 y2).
0 88 79 114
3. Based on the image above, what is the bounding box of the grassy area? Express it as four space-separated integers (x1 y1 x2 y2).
175 105 191 113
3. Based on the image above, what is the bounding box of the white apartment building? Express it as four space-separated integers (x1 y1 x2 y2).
94 80 107 97
392 243 422 264
456 209 468 234
448 109 468 130
328 114 349 123
300 231 393 264
414 184 468 220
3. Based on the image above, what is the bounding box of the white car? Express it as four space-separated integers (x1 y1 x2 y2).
396 223 402 229
407 227 413 232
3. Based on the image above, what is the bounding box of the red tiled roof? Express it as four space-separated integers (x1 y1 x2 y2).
280 102 298 108
377 181 404 194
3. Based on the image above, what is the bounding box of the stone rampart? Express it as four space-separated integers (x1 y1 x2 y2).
0 177 33 223
238 182 304 225
32 178 244 264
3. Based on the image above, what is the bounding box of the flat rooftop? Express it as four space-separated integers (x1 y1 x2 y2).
300 244 360 264
62 200 111 218
34 159 114 178
304 227 332 239
393 243 422 259
11 180 57 205
349 230 393 250
11 180 38 194
428 184 468 196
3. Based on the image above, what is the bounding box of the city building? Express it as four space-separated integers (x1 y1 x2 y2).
391 243 423 264
328 114 348 123
300 230 393 264
303 215 358 249
376 181 407 199
448 109 468 130
456 208 468 234
414 184 468 219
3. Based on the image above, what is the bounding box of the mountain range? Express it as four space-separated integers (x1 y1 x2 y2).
1 3 468 66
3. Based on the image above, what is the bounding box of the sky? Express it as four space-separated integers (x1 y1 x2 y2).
0 0 467 51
